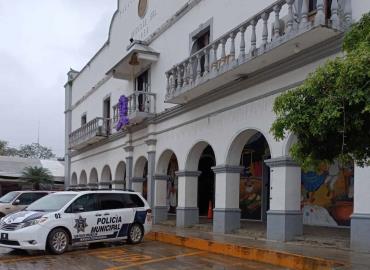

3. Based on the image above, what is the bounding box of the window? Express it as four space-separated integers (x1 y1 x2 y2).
17 193 41 205
136 70 150 112
0 192 20 203
81 114 87 126
67 194 98 213
190 27 210 78
28 194 77 212
98 193 125 210
103 97 111 133
122 194 145 208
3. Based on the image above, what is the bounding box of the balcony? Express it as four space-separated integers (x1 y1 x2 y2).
165 0 351 104
113 91 156 128
69 117 110 150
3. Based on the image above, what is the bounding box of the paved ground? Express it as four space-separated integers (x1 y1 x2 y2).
0 241 284 270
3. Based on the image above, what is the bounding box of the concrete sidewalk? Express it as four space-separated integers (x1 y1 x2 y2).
146 224 370 270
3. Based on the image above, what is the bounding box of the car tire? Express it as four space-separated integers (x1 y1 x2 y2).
127 223 144 244
47 228 69 255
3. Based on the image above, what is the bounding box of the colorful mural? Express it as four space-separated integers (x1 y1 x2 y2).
301 162 354 227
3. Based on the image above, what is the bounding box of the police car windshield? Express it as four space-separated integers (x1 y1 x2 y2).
0 191 20 203
26 193 77 212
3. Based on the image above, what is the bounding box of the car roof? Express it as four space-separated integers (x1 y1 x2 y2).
53 190 140 195
12 190 54 193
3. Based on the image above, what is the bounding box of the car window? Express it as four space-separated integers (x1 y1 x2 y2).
27 193 77 212
0 192 20 203
33 193 49 201
17 193 38 205
67 194 98 213
98 194 125 210
122 194 144 208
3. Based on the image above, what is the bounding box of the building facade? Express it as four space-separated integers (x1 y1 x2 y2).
64 0 370 251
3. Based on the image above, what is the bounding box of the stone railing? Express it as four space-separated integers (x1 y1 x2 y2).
127 91 156 115
165 0 351 102
69 117 110 149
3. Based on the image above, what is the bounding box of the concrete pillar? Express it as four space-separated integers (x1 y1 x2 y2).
145 139 157 208
176 171 201 227
153 174 168 224
124 146 134 190
112 180 125 190
212 165 243 233
265 156 302 241
351 165 370 252
132 177 145 194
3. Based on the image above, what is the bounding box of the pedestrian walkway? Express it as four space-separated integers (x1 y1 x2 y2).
146 224 370 270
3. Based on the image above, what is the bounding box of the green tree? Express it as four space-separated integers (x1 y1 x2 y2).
17 143 55 159
21 166 54 190
271 12 370 171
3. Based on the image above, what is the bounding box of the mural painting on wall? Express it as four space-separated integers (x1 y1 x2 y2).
167 155 178 214
239 133 270 220
301 161 354 227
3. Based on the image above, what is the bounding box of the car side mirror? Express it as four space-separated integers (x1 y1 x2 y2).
13 199 20 205
73 204 85 213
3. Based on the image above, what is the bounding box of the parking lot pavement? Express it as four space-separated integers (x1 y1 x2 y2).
0 241 285 270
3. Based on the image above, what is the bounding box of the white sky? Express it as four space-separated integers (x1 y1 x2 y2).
0 0 116 157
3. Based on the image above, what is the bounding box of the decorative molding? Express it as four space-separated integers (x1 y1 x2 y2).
111 180 125 184
267 210 302 215
132 177 146 183
124 145 134 152
175 171 201 177
98 181 112 185
351 213 370 220
213 208 241 213
154 174 169 181
212 165 244 174
87 183 98 187
145 139 157 146
264 156 299 168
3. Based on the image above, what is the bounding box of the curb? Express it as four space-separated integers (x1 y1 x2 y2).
146 231 346 270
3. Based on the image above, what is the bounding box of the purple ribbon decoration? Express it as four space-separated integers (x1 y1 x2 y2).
116 95 129 131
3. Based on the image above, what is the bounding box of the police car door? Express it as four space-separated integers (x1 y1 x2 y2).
95 193 128 240
65 194 100 244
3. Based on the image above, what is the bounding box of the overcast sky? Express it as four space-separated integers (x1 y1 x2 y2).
0 0 116 157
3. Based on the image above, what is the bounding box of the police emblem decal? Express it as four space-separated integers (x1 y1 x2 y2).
74 216 88 233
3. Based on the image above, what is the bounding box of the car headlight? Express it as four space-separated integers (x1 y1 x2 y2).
20 217 48 228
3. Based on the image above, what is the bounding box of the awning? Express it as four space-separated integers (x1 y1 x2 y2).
106 41 159 80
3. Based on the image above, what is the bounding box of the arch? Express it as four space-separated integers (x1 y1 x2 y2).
71 172 77 186
101 165 112 182
89 168 98 183
134 156 148 177
185 141 216 171
156 149 178 174
226 128 272 166
283 133 298 157
79 170 87 185
114 161 126 181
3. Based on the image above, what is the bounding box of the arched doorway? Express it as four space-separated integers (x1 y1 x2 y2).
198 145 216 217
133 156 148 198
79 170 87 186
71 172 77 186
114 161 126 190
89 168 98 188
101 165 112 189
167 154 179 214
226 129 271 223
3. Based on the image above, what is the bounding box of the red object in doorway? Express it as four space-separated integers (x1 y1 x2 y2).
207 200 213 219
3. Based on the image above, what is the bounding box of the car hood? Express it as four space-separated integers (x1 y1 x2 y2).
2 211 45 224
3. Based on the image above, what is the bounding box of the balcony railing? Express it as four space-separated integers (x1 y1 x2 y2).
165 0 351 104
69 117 110 150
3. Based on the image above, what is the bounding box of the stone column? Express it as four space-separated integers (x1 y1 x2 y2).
212 165 243 233
176 171 201 227
265 156 302 241
145 139 157 208
112 180 125 190
124 145 134 190
153 174 168 224
132 177 145 194
351 165 370 252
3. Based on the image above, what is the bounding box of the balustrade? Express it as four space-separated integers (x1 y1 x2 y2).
165 0 349 102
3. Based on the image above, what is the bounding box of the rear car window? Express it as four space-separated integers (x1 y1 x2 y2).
97 193 145 210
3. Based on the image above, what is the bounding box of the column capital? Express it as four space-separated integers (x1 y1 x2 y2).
87 183 98 188
132 177 146 183
175 170 201 177
212 165 244 174
154 174 169 181
264 156 299 168
124 145 134 152
98 181 112 186
111 180 125 184
145 139 157 146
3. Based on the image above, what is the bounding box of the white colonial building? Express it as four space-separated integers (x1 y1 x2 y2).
64 0 370 251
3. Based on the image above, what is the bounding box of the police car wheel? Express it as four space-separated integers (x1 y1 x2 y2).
47 228 69 254
127 223 143 244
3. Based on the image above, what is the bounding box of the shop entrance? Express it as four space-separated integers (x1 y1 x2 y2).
198 145 216 217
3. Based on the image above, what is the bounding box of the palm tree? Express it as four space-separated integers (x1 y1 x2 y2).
21 166 54 190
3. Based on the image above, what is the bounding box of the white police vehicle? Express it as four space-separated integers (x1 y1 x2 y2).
0 190 152 254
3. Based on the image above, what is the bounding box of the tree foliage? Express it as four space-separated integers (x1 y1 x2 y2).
17 143 55 159
0 140 19 157
21 166 54 190
271 12 370 171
